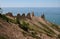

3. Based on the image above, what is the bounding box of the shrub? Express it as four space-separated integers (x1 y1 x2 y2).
16 17 29 32
21 21 29 32
0 14 9 22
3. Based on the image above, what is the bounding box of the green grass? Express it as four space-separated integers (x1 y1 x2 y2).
28 24 46 34
0 14 17 24
0 14 9 22
38 22 56 37
51 23 60 32
20 21 29 32
0 36 6 39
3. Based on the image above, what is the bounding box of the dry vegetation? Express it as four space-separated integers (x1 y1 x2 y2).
0 13 60 39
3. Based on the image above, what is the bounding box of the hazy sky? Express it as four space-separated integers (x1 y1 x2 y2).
0 0 60 7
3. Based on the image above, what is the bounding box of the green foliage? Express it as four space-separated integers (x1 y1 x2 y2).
16 16 29 32
9 19 15 23
38 22 56 37
0 36 6 39
0 14 9 22
51 23 60 32
21 21 29 32
0 14 16 23
16 17 20 24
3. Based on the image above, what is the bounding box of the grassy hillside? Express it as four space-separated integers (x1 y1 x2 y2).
0 13 60 39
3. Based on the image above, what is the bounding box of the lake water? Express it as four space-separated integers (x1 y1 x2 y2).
1 7 60 25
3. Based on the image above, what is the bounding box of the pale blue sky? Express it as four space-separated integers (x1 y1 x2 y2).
0 0 60 7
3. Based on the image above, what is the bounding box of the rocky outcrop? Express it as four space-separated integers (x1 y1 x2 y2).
17 13 21 19
41 14 45 20
26 13 31 19
31 12 34 18
21 13 26 19
6 12 13 17
5 12 35 20
22 13 25 17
